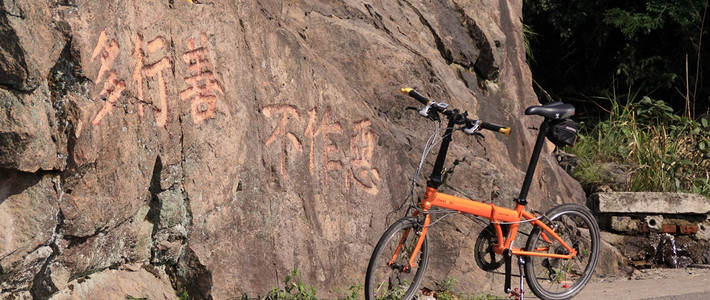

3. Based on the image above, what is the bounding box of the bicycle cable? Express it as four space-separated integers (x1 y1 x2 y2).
409 120 440 206
426 210 457 228
406 121 547 227
409 122 459 208
404 112 485 215
495 214 544 225
390 120 446 219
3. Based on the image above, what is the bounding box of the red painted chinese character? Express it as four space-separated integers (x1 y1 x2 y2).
305 107 343 186
132 34 173 127
91 29 126 126
263 105 303 181
347 120 381 195
180 33 223 124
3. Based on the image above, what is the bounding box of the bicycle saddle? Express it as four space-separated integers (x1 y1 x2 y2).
525 102 575 120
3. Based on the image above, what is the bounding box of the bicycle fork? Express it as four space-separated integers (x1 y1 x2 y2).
407 214 431 270
387 214 431 272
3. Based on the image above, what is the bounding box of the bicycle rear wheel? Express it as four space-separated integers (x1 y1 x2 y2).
524 204 600 300
365 217 429 300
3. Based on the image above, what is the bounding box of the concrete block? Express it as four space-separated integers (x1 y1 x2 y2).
589 192 710 214
610 216 639 233
696 217 710 241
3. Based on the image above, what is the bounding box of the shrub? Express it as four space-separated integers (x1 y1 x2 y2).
570 95 710 196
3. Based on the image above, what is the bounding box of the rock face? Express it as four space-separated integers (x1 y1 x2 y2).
0 0 586 298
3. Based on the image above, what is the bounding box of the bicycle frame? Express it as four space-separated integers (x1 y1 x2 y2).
399 116 578 274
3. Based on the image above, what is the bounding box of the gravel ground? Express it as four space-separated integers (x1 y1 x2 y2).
575 266 710 300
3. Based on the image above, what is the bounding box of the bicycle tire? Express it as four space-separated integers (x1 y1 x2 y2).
365 217 429 300
524 204 600 300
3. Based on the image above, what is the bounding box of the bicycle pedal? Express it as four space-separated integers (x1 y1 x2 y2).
508 288 524 300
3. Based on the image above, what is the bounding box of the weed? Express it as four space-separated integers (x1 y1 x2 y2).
423 276 499 300
243 271 499 300
332 284 363 300
261 269 318 300
570 94 710 196
178 291 190 300
374 279 408 300
433 276 458 300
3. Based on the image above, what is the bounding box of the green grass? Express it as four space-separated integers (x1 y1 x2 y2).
263 269 318 300
570 95 710 196
421 276 500 300
239 271 499 300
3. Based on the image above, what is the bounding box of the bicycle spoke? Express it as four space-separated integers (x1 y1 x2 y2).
524 204 600 300
366 218 429 300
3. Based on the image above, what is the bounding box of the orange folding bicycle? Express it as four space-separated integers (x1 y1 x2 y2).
365 88 600 300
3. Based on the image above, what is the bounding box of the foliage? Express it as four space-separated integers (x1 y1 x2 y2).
523 23 538 63
244 269 362 300
332 284 363 300
570 93 710 196
433 276 458 300
241 272 500 300
178 291 190 300
422 277 498 300
263 269 318 300
524 0 710 116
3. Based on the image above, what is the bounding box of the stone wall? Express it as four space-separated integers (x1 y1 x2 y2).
0 0 584 298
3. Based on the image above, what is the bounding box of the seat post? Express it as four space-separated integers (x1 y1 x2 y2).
516 120 550 205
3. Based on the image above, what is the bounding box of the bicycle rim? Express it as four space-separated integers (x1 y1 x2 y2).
365 217 429 300
524 204 600 300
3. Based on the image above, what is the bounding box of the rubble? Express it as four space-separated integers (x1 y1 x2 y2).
590 192 710 269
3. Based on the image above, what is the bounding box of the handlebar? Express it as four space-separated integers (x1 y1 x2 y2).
481 121 511 135
400 87 511 136
400 87 431 105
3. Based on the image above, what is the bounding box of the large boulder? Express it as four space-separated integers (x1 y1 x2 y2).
0 170 59 295
0 0 587 298
0 0 67 92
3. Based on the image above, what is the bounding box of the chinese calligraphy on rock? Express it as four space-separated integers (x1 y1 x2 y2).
305 108 343 187
262 105 381 195
89 30 223 127
91 29 125 126
346 120 381 195
180 33 224 124
86 30 382 194
263 105 303 181
132 34 173 127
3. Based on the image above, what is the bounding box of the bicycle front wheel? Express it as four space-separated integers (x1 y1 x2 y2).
524 204 600 300
365 217 429 300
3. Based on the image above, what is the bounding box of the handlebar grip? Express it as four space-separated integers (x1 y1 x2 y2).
481 121 511 135
400 88 431 105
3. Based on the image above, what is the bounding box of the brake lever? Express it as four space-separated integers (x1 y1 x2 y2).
419 103 432 117
427 108 440 121
407 103 441 121
463 119 481 135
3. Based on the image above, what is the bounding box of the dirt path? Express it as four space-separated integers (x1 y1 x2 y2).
425 267 710 299
575 267 710 300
